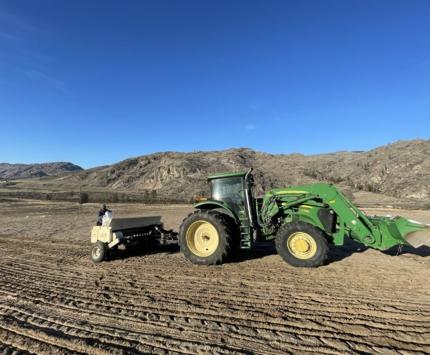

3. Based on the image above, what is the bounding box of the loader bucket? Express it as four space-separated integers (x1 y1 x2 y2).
370 216 430 250
404 228 430 248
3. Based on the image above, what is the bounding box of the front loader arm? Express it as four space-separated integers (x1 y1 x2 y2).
307 183 383 247
307 183 430 250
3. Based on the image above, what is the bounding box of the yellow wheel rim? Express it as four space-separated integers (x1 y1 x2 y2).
287 232 317 259
186 220 219 257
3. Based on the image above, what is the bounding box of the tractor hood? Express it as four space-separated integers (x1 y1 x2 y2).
369 215 430 249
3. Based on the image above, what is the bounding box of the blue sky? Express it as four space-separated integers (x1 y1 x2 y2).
0 1 429 168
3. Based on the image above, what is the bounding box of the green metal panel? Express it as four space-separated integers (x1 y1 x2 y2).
207 171 247 180
369 215 430 250
194 200 239 222
259 182 430 250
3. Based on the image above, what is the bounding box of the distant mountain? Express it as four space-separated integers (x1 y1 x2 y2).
0 162 83 180
46 139 429 201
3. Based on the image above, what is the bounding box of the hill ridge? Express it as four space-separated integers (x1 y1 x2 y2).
0 162 83 180
36 139 430 201
1 140 428 203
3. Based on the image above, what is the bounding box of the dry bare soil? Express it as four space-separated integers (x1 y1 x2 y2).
1 200 430 354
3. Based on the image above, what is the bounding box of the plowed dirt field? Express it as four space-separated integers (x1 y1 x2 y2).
1 200 430 354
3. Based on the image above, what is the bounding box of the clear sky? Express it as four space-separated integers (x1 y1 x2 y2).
0 1 429 168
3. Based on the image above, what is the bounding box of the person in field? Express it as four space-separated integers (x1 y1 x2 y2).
97 204 111 226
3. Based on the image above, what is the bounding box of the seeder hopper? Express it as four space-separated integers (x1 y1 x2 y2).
90 216 177 262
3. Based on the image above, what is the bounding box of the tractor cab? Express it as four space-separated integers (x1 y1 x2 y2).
201 169 257 249
208 171 248 215
207 170 255 216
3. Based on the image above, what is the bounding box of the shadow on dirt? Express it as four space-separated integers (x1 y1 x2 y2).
231 239 371 264
328 239 430 262
382 245 430 257
108 244 180 261
328 239 369 263
230 242 277 263
107 239 430 263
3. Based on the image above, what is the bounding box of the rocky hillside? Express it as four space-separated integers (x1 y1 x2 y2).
50 139 429 202
0 162 83 180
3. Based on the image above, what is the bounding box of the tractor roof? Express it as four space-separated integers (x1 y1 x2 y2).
207 171 247 180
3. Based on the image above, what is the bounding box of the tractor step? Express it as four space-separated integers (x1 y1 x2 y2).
239 218 252 249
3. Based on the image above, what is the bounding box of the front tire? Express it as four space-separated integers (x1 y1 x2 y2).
275 222 328 267
179 211 233 265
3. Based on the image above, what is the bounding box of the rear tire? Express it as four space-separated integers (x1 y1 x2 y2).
179 210 233 265
208 210 240 256
275 222 328 267
91 241 108 263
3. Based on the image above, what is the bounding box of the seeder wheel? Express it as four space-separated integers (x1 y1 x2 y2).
91 241 108 263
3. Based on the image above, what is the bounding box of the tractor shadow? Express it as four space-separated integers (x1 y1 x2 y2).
230 240 370 264
328 239 430 263
108 244 180 261
382 245 430 257
327 239 369 263
108 240 430 264
230 242 277 263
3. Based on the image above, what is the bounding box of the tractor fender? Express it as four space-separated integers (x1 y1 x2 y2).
295 213 327 235
194 201 239 223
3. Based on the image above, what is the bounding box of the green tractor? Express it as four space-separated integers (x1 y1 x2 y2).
179 169 430 267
